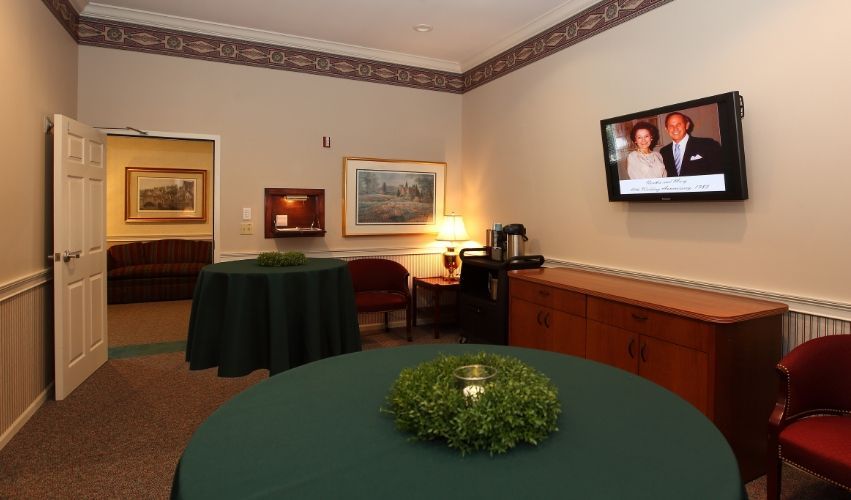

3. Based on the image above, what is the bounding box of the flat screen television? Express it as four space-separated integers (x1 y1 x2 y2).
600 91 747 201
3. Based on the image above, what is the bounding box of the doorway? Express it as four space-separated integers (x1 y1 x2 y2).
103 132 219 358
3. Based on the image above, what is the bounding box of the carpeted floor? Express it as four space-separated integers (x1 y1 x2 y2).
0 351 267 498
108 299 192 347
745 471 850 500
0 311 459 498
0 300 847 498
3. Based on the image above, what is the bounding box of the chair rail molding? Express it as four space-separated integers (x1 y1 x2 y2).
107 234 213 243
545 258 851 322
219 246 444 262
0 270 52 303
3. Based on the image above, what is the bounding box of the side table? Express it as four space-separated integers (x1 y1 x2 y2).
412 277 461 339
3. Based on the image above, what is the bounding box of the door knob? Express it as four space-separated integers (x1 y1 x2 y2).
62 250 82 262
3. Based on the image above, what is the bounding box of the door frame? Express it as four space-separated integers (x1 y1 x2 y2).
103 130 221 262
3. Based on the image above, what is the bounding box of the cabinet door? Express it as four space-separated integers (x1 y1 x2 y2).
586 320 639 374
509 298 549 350
638 335 710 416
509 298 585 356
546 310 586 357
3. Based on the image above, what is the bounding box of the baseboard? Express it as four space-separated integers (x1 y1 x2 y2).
0 383 52 452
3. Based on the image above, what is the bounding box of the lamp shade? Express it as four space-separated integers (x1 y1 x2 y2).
436 213 469 243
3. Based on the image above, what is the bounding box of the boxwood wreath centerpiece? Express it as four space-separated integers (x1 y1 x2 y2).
382 352 561 455
256 251 307 267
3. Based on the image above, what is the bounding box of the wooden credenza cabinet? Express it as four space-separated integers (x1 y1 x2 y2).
508 267 788 482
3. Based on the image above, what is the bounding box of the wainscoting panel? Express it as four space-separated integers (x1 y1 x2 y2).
0 281 52 449
782 311 851 356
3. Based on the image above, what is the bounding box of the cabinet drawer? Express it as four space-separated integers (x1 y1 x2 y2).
510 279 585 316
587 297 711 352
587 297 652 333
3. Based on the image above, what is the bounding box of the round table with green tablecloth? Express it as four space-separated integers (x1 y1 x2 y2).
172 344 744 499
185 258 361 377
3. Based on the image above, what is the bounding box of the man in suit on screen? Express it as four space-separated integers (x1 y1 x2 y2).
660 112 723 177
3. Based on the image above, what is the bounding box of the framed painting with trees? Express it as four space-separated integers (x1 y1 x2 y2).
343 157 446 236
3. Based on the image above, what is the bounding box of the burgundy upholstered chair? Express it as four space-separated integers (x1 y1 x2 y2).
767 334 851 499
347 258 412 341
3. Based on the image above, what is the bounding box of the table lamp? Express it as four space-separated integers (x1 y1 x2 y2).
436 213 469 281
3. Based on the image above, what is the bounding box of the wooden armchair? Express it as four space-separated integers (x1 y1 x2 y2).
767 334 851 499
348 258 412 341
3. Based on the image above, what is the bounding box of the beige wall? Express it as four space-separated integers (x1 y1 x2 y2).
462 0 851 305
106 136 213 241
73 0 851 308
77 47 463 256
0 1 78 283
1 0 77 450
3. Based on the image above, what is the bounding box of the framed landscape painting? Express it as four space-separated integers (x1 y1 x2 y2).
125 167 207 222
343 157 446 236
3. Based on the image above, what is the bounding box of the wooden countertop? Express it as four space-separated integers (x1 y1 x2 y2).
509 267 788 324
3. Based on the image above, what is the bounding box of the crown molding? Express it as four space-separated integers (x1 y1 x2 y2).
52 0 672 93
68 0 88 12
463 0 674 92
81 2 461 73
460 0 599 71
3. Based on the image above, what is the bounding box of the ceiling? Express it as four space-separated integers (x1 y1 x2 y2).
73 0 599 72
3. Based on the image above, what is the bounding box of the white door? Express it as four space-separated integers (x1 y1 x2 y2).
52 114 108 400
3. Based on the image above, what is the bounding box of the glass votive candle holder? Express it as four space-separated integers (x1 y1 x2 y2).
453 364 497 400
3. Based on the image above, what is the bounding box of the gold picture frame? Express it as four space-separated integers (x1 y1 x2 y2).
343 157 446 236
125 167 207 222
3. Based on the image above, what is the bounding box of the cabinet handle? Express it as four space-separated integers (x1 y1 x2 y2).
536 311 543 325
640 342 647 362
628 338 635 358
631 312 648 321
543 312 551 328
538 290 550 297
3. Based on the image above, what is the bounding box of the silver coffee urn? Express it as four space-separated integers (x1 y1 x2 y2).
503 224 528 259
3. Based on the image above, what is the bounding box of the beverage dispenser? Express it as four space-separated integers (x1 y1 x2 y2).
503 224 528 259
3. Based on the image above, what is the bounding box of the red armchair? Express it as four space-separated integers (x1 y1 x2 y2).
767 334 851 499
348 259 412 341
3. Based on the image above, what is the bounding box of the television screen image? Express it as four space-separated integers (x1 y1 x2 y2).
600 91 747 201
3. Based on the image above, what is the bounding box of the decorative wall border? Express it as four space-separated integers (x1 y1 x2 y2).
41 0 79 41
76 18 465 94
464 0 673 92
42 0 672 94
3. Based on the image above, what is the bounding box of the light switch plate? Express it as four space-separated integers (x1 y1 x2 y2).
240 222 253 235
242 207 251 220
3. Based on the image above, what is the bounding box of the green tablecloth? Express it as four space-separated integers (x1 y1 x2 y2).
172 345 744 499
185 258 361 377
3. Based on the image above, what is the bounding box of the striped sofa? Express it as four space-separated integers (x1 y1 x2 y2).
107 239 212 304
